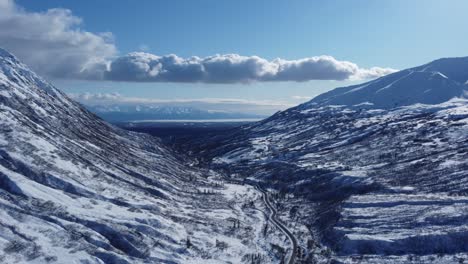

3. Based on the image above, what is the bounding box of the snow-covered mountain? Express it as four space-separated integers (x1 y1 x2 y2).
84 104 264 122
178 57 468 263
2 45 468 263
0 48 290 263
302 57 468 109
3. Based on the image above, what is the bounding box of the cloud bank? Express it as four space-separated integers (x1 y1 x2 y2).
0 0 397 83
0 0 116 80
104 53 397 83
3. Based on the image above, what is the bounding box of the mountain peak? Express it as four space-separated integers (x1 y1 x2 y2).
413 56 468 84
303 56 468 109
0 47 60 96
0 47 19 61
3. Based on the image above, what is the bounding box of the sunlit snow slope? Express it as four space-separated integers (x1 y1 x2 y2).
0 48 285 263
304 57 468 109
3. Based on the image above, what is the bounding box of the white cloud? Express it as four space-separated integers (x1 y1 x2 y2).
69 92 292 106
353 66 399 80
0 0 116 79
0 0 397 83
103 53 397 83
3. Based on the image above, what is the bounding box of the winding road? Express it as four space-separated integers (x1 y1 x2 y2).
253 184 298 264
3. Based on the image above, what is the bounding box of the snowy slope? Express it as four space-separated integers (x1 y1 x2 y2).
0 48 287 263
302 57 468 109
178 57 468 263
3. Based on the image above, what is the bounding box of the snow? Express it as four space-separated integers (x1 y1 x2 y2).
303 57 468 109
433 71 448 79
353 101 374 106
375 71 414 93
189 84 468 262
344 81 374 94
0 48 288 263
335 193 468 255
1 47 468 263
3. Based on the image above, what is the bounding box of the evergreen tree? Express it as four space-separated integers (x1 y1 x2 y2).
186 237 191 249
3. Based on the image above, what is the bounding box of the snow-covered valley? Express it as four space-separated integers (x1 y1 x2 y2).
1 46 468 263
0 48 298 263
175 57 468 263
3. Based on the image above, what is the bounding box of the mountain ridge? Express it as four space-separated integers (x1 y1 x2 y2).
299 56 468 110
176 56 468 263
0 47 288 263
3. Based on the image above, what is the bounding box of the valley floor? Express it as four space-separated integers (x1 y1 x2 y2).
182 175 292 263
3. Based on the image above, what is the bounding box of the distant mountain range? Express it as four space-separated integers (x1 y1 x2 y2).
84 104 266 122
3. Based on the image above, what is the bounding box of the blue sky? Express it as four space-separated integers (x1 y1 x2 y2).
4 0 468 114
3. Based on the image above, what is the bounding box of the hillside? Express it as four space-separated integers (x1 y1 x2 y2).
303 57 468 109
178 57 468 263
0 48 288 263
